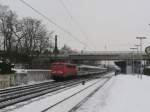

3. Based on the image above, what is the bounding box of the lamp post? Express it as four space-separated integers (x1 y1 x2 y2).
130 47 137 75
136 37 146 79
135 44 140 53
135 44 141 75
136 37 146 52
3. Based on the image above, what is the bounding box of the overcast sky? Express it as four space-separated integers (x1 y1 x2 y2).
1 0 150 51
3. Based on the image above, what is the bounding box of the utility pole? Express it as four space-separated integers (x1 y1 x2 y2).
136 37 146 52
130 47 137 75
135 44 141 75
136 37 146 79
135 44 140 53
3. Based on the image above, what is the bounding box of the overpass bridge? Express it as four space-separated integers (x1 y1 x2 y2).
32 51 150 71
48 51 150 61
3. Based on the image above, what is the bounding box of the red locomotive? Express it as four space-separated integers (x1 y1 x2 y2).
50 62 77 80
50 61 108 81
50 62 107 80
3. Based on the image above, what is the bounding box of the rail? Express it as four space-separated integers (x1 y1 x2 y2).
0 72 110 110
41 76 112 112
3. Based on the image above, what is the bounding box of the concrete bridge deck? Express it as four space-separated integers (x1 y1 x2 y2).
40 51 150 61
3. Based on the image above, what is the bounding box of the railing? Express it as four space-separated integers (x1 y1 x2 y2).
77 51 146 55
34 51 149 61
15 69 51 85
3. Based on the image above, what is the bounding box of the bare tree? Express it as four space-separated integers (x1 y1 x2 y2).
0 4 18 55
18 17 52 57
0 4 53 63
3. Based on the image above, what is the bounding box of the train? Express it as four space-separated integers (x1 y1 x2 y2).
50 62 108 80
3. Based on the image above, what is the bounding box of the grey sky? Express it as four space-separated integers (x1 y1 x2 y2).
1 0 150 51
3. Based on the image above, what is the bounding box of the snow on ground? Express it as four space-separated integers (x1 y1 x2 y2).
9 78 107 112
76 74 150 112
46 79 108 112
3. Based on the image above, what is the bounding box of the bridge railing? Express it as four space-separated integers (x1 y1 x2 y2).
79 51 146 55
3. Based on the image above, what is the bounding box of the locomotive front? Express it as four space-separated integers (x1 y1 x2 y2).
50 62 77 80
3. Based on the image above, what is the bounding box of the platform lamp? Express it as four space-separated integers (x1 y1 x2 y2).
135 44 141 76
136 37 146 52
130 47 137 75
136 36 147 79
135 44 140 53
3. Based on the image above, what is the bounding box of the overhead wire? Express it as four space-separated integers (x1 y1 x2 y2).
18 0 89 48
58 0 97 50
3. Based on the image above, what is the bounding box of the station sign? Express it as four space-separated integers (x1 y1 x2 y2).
145 46 150 55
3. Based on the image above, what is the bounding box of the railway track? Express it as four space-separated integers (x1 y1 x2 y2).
0 80 54 95
0 79 87 109
41 76 112 112
0 71 110 95
0 72 111 110
69 77 111 112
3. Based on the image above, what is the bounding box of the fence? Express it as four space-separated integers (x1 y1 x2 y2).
0 69 51 89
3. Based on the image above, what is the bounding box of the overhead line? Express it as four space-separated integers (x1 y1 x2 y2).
58 0 73 20
58 0 96 49
19 0 88 47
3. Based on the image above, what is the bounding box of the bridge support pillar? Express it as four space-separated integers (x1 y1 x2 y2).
115 60 141 74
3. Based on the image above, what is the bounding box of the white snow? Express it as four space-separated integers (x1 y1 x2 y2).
5 73 150 112
9 78 108 112
76 74 150 112
46 79 108 112
13 69 27 74
13 69 51 73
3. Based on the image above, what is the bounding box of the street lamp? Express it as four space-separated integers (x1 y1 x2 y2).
136 37 146 52
130 47 137 75
135 44 141 76
136 36 146 79
135 44 140 53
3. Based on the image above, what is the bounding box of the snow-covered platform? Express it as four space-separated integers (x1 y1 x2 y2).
76 74 150 112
